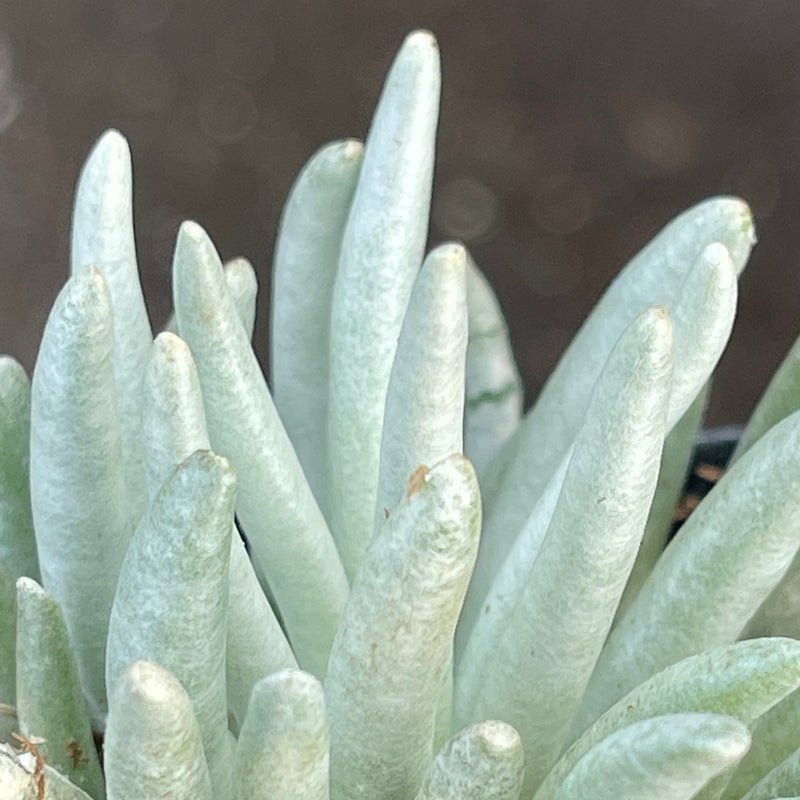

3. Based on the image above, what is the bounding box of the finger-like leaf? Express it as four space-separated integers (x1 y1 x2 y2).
732 332 800 464
578 408 800 729
71 129 152 524
553 714 749 800
0 560 16 742
327 30 441 582
141 332 297 731
477 200 752 606
15 577 104 799
165 256 258 339
456 307 673 793
173 220 348 678
615 383 709 620
104 660 212 800
233 669 328 800
0 357 38 582
535 638 800 800
415 721 523 800
326 455 481 800
105 450 235 796
272 139 364 510
721 687 800 800
30 266 131 722
375 242 468 534
463 258 522 481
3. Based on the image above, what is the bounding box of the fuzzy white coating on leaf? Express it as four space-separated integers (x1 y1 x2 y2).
105 660 212 800
105 449 235 797
173 220 348 678
326 454 481 800
141 332 297 730
579 409 800 727
0 356 38 582
15 577 105 798
463 258 523 479
535 638 800 800
415 721 524 800
70 129 152 525
375 241 468 534
457 306 673 793
553 713 750 800
272 139 364 511
327 30 441 583
234 669 329 800
475 198 754 615
30 265 131 722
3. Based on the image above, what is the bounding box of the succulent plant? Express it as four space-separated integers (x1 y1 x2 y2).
4 26 800 800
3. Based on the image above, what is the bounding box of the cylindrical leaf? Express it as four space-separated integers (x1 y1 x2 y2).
553 714 749 800
326 455 481 800
327 30 441 582
106 450 235 797
457 307 673 793
30 265 131 722
375 242 468 533
415 721 523 800
173 220 348 678
15 577 104 799
463 258 522 480
476 199 753 610
234 669 329 800
0 356 38 581
105 660 212 800
271 139 364 509
534 638 800 800
141 332 297 731
578 408 800 729
71 129 152 524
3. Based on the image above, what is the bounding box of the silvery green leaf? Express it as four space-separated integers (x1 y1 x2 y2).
271 139 364 510
374 242 468 534
105 450 235 796
721 688 800 800
463 258 523 480
0 560 15 741
233 669 329 800
104 660 212 800
70 129 151 524
15 577 104 799
0 742 94 800
165 256 258 340
741 548 800 641
456 307 673 793
173 221 348 678
615 383 709 620
433 654 454 755
553 713 749 800
415 721 523 800
327 30 440 582
478 199 752 601
739 743 800 800
326 455 480 800
534 638 800 800
0 357 38 582
223 257 258 340
141 331 297 731
30 266 131 723
732 333 800 463
577 408 800 730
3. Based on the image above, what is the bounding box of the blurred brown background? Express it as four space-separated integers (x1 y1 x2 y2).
1 0 799 425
